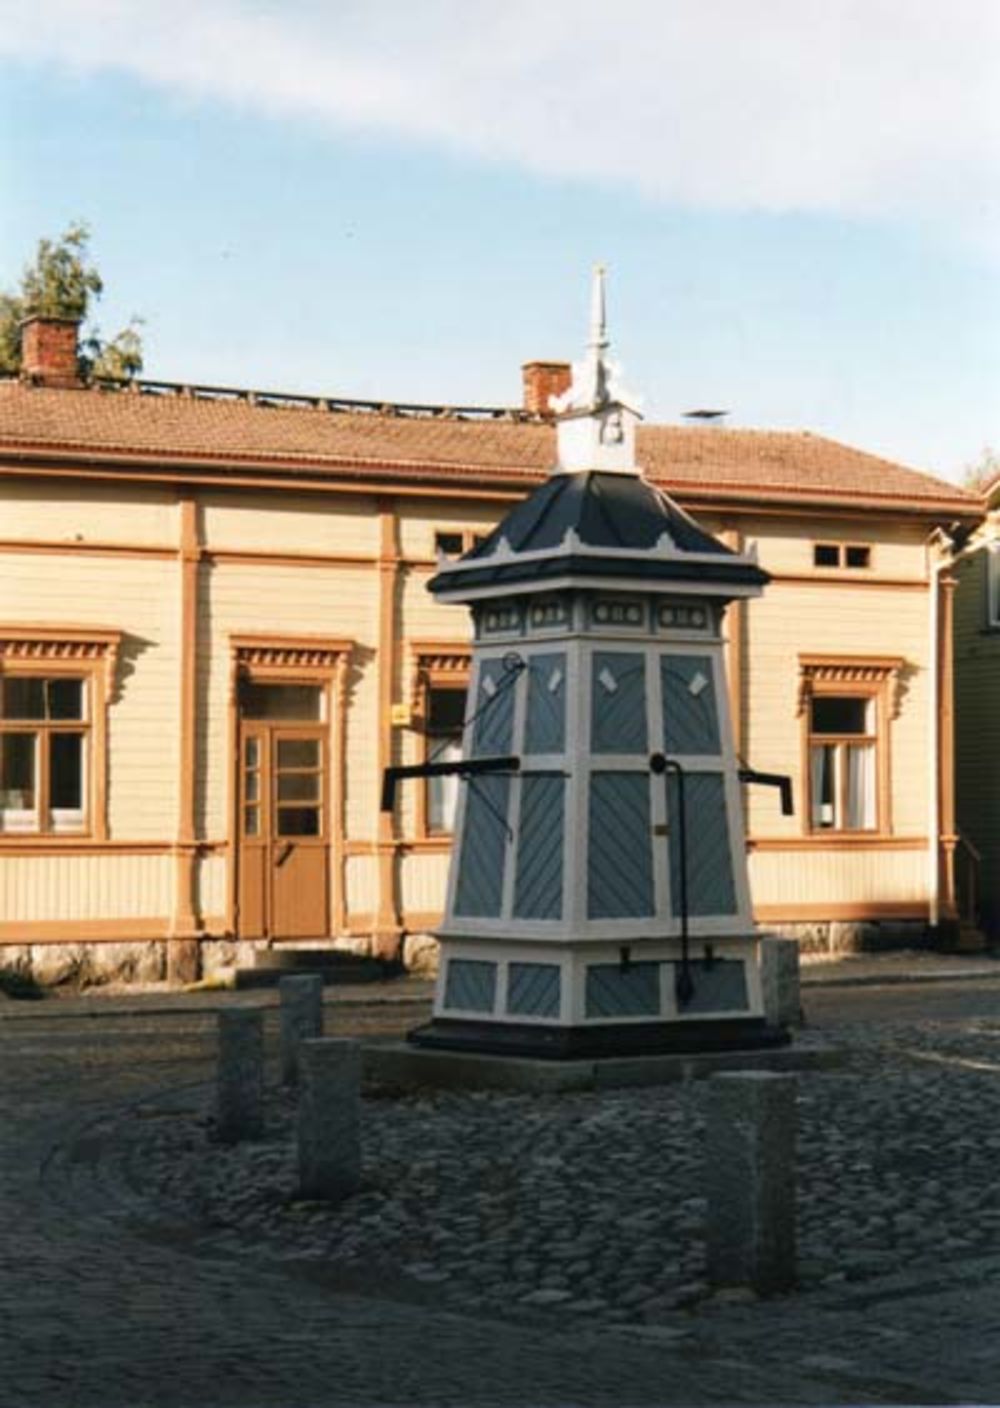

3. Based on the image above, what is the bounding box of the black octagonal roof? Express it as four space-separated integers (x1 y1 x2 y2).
430 470 769 595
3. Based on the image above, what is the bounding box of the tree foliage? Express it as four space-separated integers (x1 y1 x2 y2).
0 222 143 380
961 446 1000 495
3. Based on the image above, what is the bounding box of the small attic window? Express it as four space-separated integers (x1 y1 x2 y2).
813 543 871 570
435 532 465 557
435 528 493 559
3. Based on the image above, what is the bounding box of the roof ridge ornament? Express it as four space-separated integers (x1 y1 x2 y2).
550 266 643 477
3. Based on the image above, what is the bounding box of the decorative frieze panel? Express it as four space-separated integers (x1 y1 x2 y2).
408 641 471 715
798 654 905 718
232 635 353 675
0 626 122 700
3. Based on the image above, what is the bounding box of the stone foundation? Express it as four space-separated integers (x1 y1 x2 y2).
761 919 932 958
0 919 939 990
0 941 168 988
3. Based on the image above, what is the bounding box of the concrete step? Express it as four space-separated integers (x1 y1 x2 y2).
956 924 989 954
233 949 402 989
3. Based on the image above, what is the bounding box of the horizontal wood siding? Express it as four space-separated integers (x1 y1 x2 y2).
345 853 379 919
200 489 381 555
196 853 227 919
0 479 177 546
744 517 929 580
197 558 380 840
0 852 172 920
743 578 930 843
399 850 451 916
748 846 927 908
0 553 180 840
396 499 504 558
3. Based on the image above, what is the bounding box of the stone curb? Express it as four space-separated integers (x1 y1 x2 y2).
4 959 1000 1020
801 964 1000 990
0 988 435 1022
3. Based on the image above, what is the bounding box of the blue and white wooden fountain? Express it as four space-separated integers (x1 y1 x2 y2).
400 271 789 1057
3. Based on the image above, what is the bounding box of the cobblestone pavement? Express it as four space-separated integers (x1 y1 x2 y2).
5 985 1000 1405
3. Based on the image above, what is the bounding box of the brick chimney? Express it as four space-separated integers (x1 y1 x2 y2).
20 315 82 388
521 360 572 417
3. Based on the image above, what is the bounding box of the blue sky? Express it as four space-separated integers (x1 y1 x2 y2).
1 1 999 482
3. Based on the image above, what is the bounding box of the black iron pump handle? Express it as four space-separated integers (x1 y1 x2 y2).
380 756 520 814
649 754 794 1008
649 753 694 1005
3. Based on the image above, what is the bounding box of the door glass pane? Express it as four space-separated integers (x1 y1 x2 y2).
244 772 259 803
244 737 260 768
277 806 320 836
244 805 260 836
276 737 320 769
50 733 83 809
2 678 45 720
0 732 37 821
277 772 319 802
241 683 322 721
47 678 84 720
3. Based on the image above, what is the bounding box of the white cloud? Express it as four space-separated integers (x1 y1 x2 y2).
3 0 999 237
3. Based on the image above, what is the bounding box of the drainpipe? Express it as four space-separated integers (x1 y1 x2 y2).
928 540 943 929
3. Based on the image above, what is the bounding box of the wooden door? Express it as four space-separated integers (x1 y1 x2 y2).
237 723 329 940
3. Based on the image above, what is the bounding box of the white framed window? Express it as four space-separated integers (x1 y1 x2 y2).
807 694 877 832
409 643 472 837
799 655 903 839
425 686 466 834
0 675 89 834
0 628 119 841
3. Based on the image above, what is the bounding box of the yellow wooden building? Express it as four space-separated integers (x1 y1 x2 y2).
0 317 978 983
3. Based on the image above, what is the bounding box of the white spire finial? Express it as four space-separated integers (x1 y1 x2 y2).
589 263 608 351
549 266 643 476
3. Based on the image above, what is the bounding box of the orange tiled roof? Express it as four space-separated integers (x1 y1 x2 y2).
0 378 976 515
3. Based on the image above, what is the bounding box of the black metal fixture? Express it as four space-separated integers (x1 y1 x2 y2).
650 753 793 1009
381 755 520 814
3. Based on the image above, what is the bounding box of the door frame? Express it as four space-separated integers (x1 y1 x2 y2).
227 634 352 943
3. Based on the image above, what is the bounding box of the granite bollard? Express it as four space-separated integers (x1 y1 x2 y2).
297 1038 361 1202
280 973 324 1085
216 1007 264 1144
706 1070 796 1294
760 936 801 1029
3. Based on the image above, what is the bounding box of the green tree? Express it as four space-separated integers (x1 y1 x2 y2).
0 222 143 380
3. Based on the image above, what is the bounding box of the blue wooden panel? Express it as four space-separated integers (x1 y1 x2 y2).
587 772 654 918
661 654 721 756
585 963 660 1018
453 774 511 917
524 653 566 754
591 652 648 754
514 774 564 919
666 772 737 916
507 962 561 1018
674 958 748 1013
472 659 516 758
444 959 497 1013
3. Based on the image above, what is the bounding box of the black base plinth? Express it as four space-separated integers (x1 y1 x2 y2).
407 1015 789 1061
